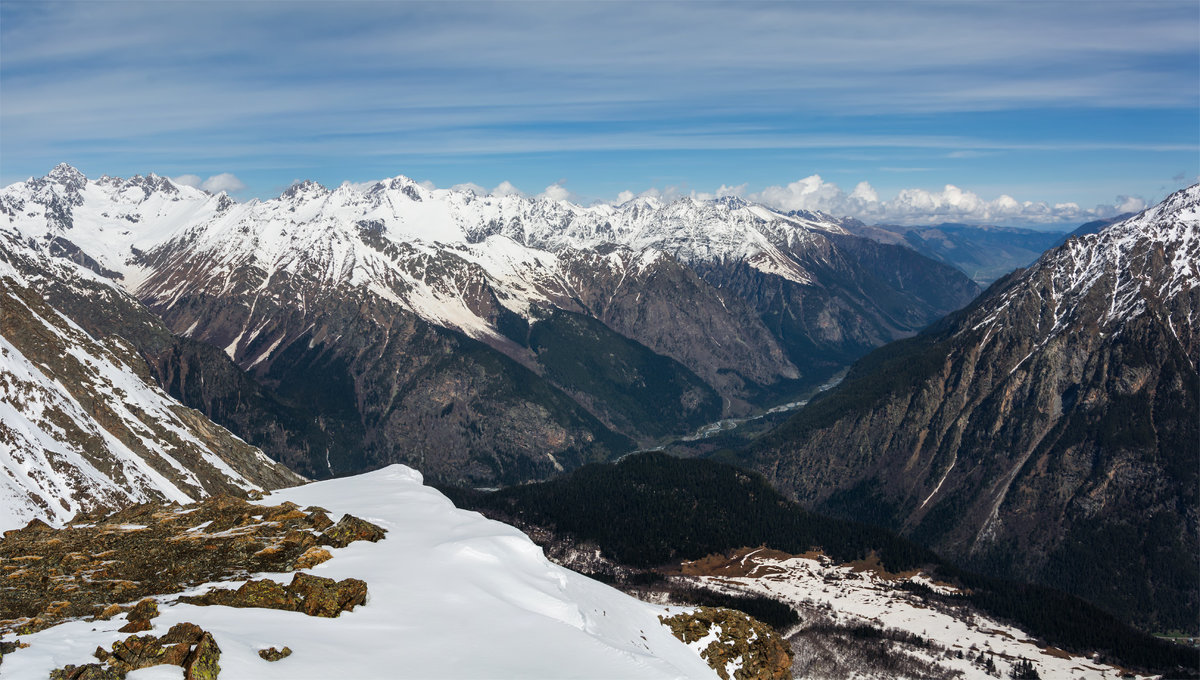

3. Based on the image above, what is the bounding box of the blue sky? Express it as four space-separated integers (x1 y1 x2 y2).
1 1 1197 225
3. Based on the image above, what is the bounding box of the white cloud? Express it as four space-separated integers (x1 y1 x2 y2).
606 175 1153 226
1113 195 1148 214
172 173 202 188
450 182 487 195
491 181 523 197
199 172 246 194
538 182 571 202
692 183 746 201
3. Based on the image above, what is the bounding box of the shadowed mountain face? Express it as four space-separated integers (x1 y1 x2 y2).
747 186 1200 632
3 165 977 486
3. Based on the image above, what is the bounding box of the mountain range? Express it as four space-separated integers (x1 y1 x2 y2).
2 164 976 485
3 163 1195 653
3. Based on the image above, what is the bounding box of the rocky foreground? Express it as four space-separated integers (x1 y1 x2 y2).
0 465 796 679
0 493 385 678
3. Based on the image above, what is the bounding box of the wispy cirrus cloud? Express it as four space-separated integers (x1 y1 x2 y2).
1 1 1196 209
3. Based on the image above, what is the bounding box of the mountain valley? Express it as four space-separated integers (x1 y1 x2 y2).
1 165 1197 678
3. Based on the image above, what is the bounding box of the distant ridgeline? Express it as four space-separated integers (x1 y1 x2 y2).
444 453 1198 676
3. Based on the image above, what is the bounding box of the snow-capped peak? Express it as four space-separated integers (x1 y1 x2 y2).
968 183 1199 354
46 162 87 188
2 164 860 344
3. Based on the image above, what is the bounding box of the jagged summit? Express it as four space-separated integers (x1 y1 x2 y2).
46 162 86 187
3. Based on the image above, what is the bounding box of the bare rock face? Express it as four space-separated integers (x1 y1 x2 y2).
751 186 1200 632
660 607 792 680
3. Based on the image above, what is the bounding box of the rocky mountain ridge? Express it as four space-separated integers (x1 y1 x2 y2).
749 185 1200 632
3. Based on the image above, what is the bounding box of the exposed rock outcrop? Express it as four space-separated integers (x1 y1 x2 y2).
0 496 384 636
182 573 368 618
52 622 220 679
660 607 792 680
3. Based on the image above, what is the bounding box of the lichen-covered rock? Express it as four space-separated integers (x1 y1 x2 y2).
125 598 159 623
289 573 368 618
103 633 172 673
183 574 367 618
117 618 152 633
306 509 334 531
258 646 292 661
117 598 159 632
234 579 301 611
318 515 386 548
0 494 341 637
294 546 332 570
183 631 221 680
161 622 205 646
660 607 792 680
72 623 220 678
49 663 123 680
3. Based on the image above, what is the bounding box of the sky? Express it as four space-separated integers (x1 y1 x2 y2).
1 1 1197 226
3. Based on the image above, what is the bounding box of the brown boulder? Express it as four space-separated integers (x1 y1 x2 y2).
318 515 386 548
258 646 293 661
161 622 205 646
289 573 367 617
117 598 159 632
294 546 333 570
306 509 334 531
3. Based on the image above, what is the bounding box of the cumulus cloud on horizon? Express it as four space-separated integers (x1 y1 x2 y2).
173 172 247 194
418 174 1161 226
538 182 572 202
704 175 1147 226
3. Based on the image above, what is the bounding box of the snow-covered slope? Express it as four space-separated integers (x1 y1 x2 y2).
3 465 719 679
0 221 303 532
